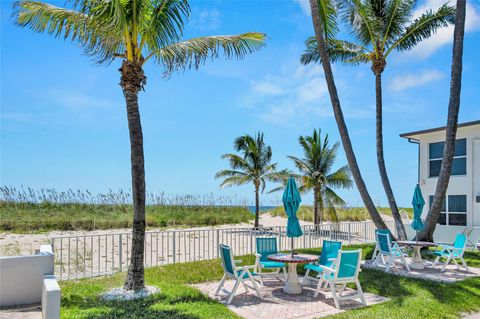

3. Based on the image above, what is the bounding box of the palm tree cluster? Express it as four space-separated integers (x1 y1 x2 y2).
216 130 352 228
304 0 456 239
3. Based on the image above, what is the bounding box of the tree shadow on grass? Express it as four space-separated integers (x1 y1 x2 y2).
62 289 221 319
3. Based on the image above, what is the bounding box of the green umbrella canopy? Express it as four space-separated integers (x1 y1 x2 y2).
283 176 303 238
411 184 425 231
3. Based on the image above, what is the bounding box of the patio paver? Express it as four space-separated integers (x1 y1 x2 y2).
0 304 42 319
194 278 388 319
362 259 480 283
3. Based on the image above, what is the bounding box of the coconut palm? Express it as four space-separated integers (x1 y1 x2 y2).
215 133 283 228
307 0 388 230
13 0 266 291
420 0 466 242
302 0 455 240
272 129 353 225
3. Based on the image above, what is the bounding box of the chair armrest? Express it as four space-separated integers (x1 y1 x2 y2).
327 258 337 262
318 264 335 274
42 275 61 319
236 265 256 270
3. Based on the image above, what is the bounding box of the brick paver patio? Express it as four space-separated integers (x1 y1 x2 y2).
362 259 480 283
194 278 388 319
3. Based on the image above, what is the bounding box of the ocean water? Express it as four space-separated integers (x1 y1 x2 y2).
247 206 277 214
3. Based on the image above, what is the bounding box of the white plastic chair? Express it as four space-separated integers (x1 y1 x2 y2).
315 249 366 309
216 244 262 304
373 232 410 272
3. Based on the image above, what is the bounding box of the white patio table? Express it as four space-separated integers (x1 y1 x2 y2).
396 240 438 270
268 253 318 294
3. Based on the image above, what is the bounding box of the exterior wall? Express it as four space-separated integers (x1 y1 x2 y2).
413 124 480 227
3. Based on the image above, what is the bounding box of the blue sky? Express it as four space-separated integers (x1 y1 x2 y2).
1 0 479 207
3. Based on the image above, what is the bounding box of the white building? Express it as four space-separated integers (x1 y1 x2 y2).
400 120 480 235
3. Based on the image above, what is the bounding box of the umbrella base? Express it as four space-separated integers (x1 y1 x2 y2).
283 263 302 295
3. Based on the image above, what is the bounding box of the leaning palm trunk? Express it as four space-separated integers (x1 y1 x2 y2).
313 188 320 225
121 61 147 291
374 72 407 239
309 0 387 229
419 0 466 242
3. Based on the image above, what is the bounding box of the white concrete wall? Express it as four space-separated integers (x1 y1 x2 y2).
0 245 54 307
412 124 480 226
405 225 480 245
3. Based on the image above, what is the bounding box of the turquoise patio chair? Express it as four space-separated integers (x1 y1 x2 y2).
432 233 469 272
315 249 366 309
302 240 342 289
371 229 392 262
216 244 263 304
373 232 410 272
255 237 286 284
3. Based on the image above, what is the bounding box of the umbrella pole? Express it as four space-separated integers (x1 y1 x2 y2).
291 237 294 258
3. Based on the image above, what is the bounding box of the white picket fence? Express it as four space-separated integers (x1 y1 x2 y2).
50 221 396 280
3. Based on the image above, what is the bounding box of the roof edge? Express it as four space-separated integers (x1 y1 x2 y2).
400 120 480 138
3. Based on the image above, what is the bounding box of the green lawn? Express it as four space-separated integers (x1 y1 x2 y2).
268 206 413 222
0 202 253 233
59 244 480 319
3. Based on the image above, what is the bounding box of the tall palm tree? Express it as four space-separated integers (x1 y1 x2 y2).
274 129 353 225
302 0 455 240
215 133 283 228
307 0 388 230
419 0 466 242
13 0 266 291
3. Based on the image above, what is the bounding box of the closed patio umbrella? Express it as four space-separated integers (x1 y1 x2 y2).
411 184 425 242
283 176 303 257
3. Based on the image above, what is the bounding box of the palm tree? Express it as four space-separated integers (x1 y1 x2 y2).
13 0 266 291
302 0 455 240
307 0 388 230
275 129 353 225
419 0 466 242
215 133 283 228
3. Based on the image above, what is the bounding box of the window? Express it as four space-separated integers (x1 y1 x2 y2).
429 194 467 226
429 139 466 177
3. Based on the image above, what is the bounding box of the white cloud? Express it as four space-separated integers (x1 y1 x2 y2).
251 80 284 96
39 89 114 109
293 0 311 15
190 9 221 31
389 70 444 91
409 1 480 58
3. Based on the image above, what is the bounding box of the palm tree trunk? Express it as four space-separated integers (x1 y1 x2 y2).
308 0 387 229
254 184 260 228
419 0 466 242
375 72 407 240
121 60 147 291
313 187 320 225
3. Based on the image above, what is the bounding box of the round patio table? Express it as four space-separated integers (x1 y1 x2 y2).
396 241 438 270
268 253 318 294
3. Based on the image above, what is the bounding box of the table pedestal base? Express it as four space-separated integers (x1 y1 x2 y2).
283 263 302 294
409 246 424 270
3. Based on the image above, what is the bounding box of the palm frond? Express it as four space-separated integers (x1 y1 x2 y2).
301 37 370 65
340 0 381 49
220 153 252 172
140 0 190 53
387 3 455 56
219 175 252 188
214 170 247 179
317 0 339 44
381 0 414 47
146 32 266 75
13 1 122 63
326 165 353 189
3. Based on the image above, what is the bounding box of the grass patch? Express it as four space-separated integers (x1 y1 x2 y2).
59 244 480 319
269 206 413 222
0 202 253 233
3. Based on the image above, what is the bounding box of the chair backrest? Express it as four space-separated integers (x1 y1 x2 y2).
376 229 392 240
335 249 362 280
453 233 467 250
377 232 392 254
256 237 278 262
319 240 342 268
219 244 236 277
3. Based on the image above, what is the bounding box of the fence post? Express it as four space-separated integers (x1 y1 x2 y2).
250 229 253 254
119 234 123 272
216 229 220 256
172 231 176 264
278 226 282 251
348 223 351 245
364 222 367 243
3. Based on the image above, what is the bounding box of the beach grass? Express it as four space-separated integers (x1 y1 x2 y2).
268 206 413 222
58 244 480 319
0 202 253 233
